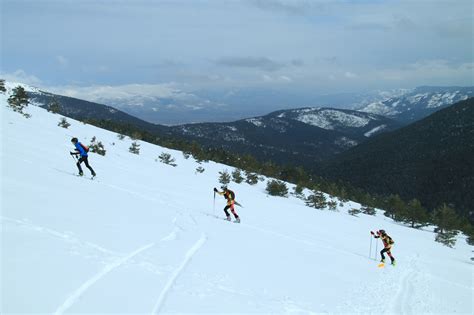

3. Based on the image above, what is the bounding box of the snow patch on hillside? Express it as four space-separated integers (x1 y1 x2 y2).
364 124 387 137
295 109 370 130
246 118 264 127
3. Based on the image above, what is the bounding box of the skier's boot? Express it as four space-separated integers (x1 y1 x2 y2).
91 171 96 177
79 171 84 176
234 217 240 223
391 259 396 266
226 215 231 221
380 258 385 263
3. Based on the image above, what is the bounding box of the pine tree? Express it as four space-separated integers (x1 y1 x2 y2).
327 200 338 211
385 194 406 221
292 184 305 199
361 206 376 216
432 203 459 247
245 171 259 185
218 170 231 185
403 199 430 228
232 169 244 183
89 136 106 156
129 141 140 154
266 180 288 197
0 79 6 93
348 208 361 216
8 86 29 114
183 151 191 159
158 152 177 166
306 191 327 209
58 117 70 129
47 98 61 113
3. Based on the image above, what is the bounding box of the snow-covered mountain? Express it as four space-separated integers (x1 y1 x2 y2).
170 107 400 166
358 86 474 124
2 85 472 314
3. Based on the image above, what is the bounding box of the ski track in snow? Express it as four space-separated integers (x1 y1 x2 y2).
0 216 118 256
54 242 155 315
152 233 207 314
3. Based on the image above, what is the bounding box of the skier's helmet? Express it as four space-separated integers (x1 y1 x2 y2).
71 137 78 143
379 229 386 235
221 185 228 191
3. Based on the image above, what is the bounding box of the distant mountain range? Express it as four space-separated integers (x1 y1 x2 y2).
357 86 473 124
320 97 474 220
168 108 400 165
54 85 471 125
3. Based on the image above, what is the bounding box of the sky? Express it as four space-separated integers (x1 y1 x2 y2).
1 0 473 102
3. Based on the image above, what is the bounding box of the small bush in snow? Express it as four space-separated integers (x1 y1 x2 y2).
47 98 61 114
327 200 338 211
361 206 376 216
245 171 259 185
158 152 177 167
89 136 106 156
232 169 244 184
183 151 191 159
58 117 70 129
117 134 126 140
195 166 205 174
266 180 288 197
218 170 231 185
306 191 327 209
292 184 305 198
348 208 361 216
129 141 140 155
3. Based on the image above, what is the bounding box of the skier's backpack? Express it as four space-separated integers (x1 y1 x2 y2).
80 143 89 153
224 189 235 200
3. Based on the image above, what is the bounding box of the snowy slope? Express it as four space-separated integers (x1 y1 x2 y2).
1 92 473 314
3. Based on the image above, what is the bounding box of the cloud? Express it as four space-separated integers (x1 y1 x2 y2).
56 55 69 67
216 56 283 72
248 0 319 16
291 59 304 67
262 74 292 83
49 83 183 105
0 69 42 86
374 59 474 85
344 71 358 79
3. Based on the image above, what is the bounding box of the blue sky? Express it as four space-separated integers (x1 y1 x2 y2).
1 0 473 100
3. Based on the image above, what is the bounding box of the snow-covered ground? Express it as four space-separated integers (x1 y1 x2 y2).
1 91 473 314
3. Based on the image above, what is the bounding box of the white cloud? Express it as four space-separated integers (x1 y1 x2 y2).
261 74 293 83
56 55 69 67
0 69 42 86
376 60 474 84
344 71 358 79
48 83 182 105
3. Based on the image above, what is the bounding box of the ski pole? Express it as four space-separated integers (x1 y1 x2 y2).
213 191 216 215
369 234 373 260
375 237 378 260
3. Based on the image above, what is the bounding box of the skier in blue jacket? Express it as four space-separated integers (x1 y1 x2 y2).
70 137 96 177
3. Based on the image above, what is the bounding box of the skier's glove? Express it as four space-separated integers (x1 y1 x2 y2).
213 187 218 192
70 152 74 155
370 231 374 235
